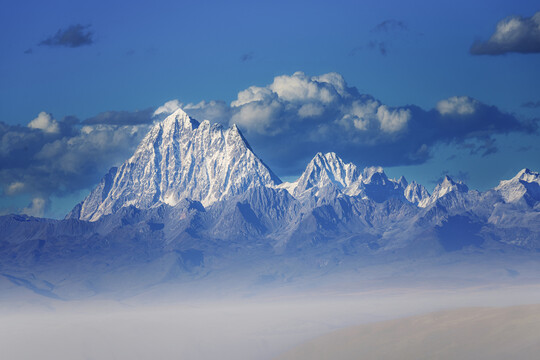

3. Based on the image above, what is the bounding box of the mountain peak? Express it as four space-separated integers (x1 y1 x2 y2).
73 108 281 221
404 181 430 205
164 107 199 131
495 168 540 204
398 176 408 188
515 168 539 181
293 152 360 195
418 175 469 207
441 175 455 186
437 175 468 192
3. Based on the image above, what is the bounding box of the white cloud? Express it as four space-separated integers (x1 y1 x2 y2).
153 100 182 117
230 100 283 135
0 71 528 218
376 106 411 133
471 12 540 55
298 103 324 118
28 112 60 134
269 71 338 104
5 181 25 195
175 72 528 175
22 197 49 217
437 96 479 116
232 86 275 107
341 99 380 131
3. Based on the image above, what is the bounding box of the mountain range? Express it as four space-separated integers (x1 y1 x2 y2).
1 108 540 300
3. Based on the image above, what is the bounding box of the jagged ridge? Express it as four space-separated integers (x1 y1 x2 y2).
72 109 281 221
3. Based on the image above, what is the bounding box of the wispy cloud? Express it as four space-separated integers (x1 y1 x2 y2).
351 19 407 56
39 24 94 48
470 12 540 55
371 19 407 33
368 41 388 56
522 100 540 108
240 52 254 62
83 109 154 126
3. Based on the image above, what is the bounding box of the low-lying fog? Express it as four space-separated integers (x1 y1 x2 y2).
2 284 540 360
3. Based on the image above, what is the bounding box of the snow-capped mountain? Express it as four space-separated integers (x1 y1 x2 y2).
495 168 540 206
2 106 540 300
418 176 470 208
285 152 360 197
70 109 281 221
282 152 419 204
404 181 430 205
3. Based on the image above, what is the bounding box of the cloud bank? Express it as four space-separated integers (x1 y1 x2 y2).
0 111 152 216
39 24 94 48
471 12 540 55
166 72 534 175
0 72 534 217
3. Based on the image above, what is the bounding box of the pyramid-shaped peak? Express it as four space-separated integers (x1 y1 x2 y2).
398 176 408 188
162 107 199 131
294 152 360 194
433 175 469 195
72 110 281 221
441 175 456 185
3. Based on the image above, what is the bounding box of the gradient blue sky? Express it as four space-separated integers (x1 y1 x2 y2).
1 0 539 218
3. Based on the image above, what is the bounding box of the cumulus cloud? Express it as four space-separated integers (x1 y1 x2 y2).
376 106 411 132
153 100 182 117
470 12 540 55
39 24 94 48
436 96 479 116
153 100 231 125
1 72 535 217
177 72 535 175
28 112 60 133
0 112 152 216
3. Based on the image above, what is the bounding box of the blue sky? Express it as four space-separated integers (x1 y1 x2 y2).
0 0 539 218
